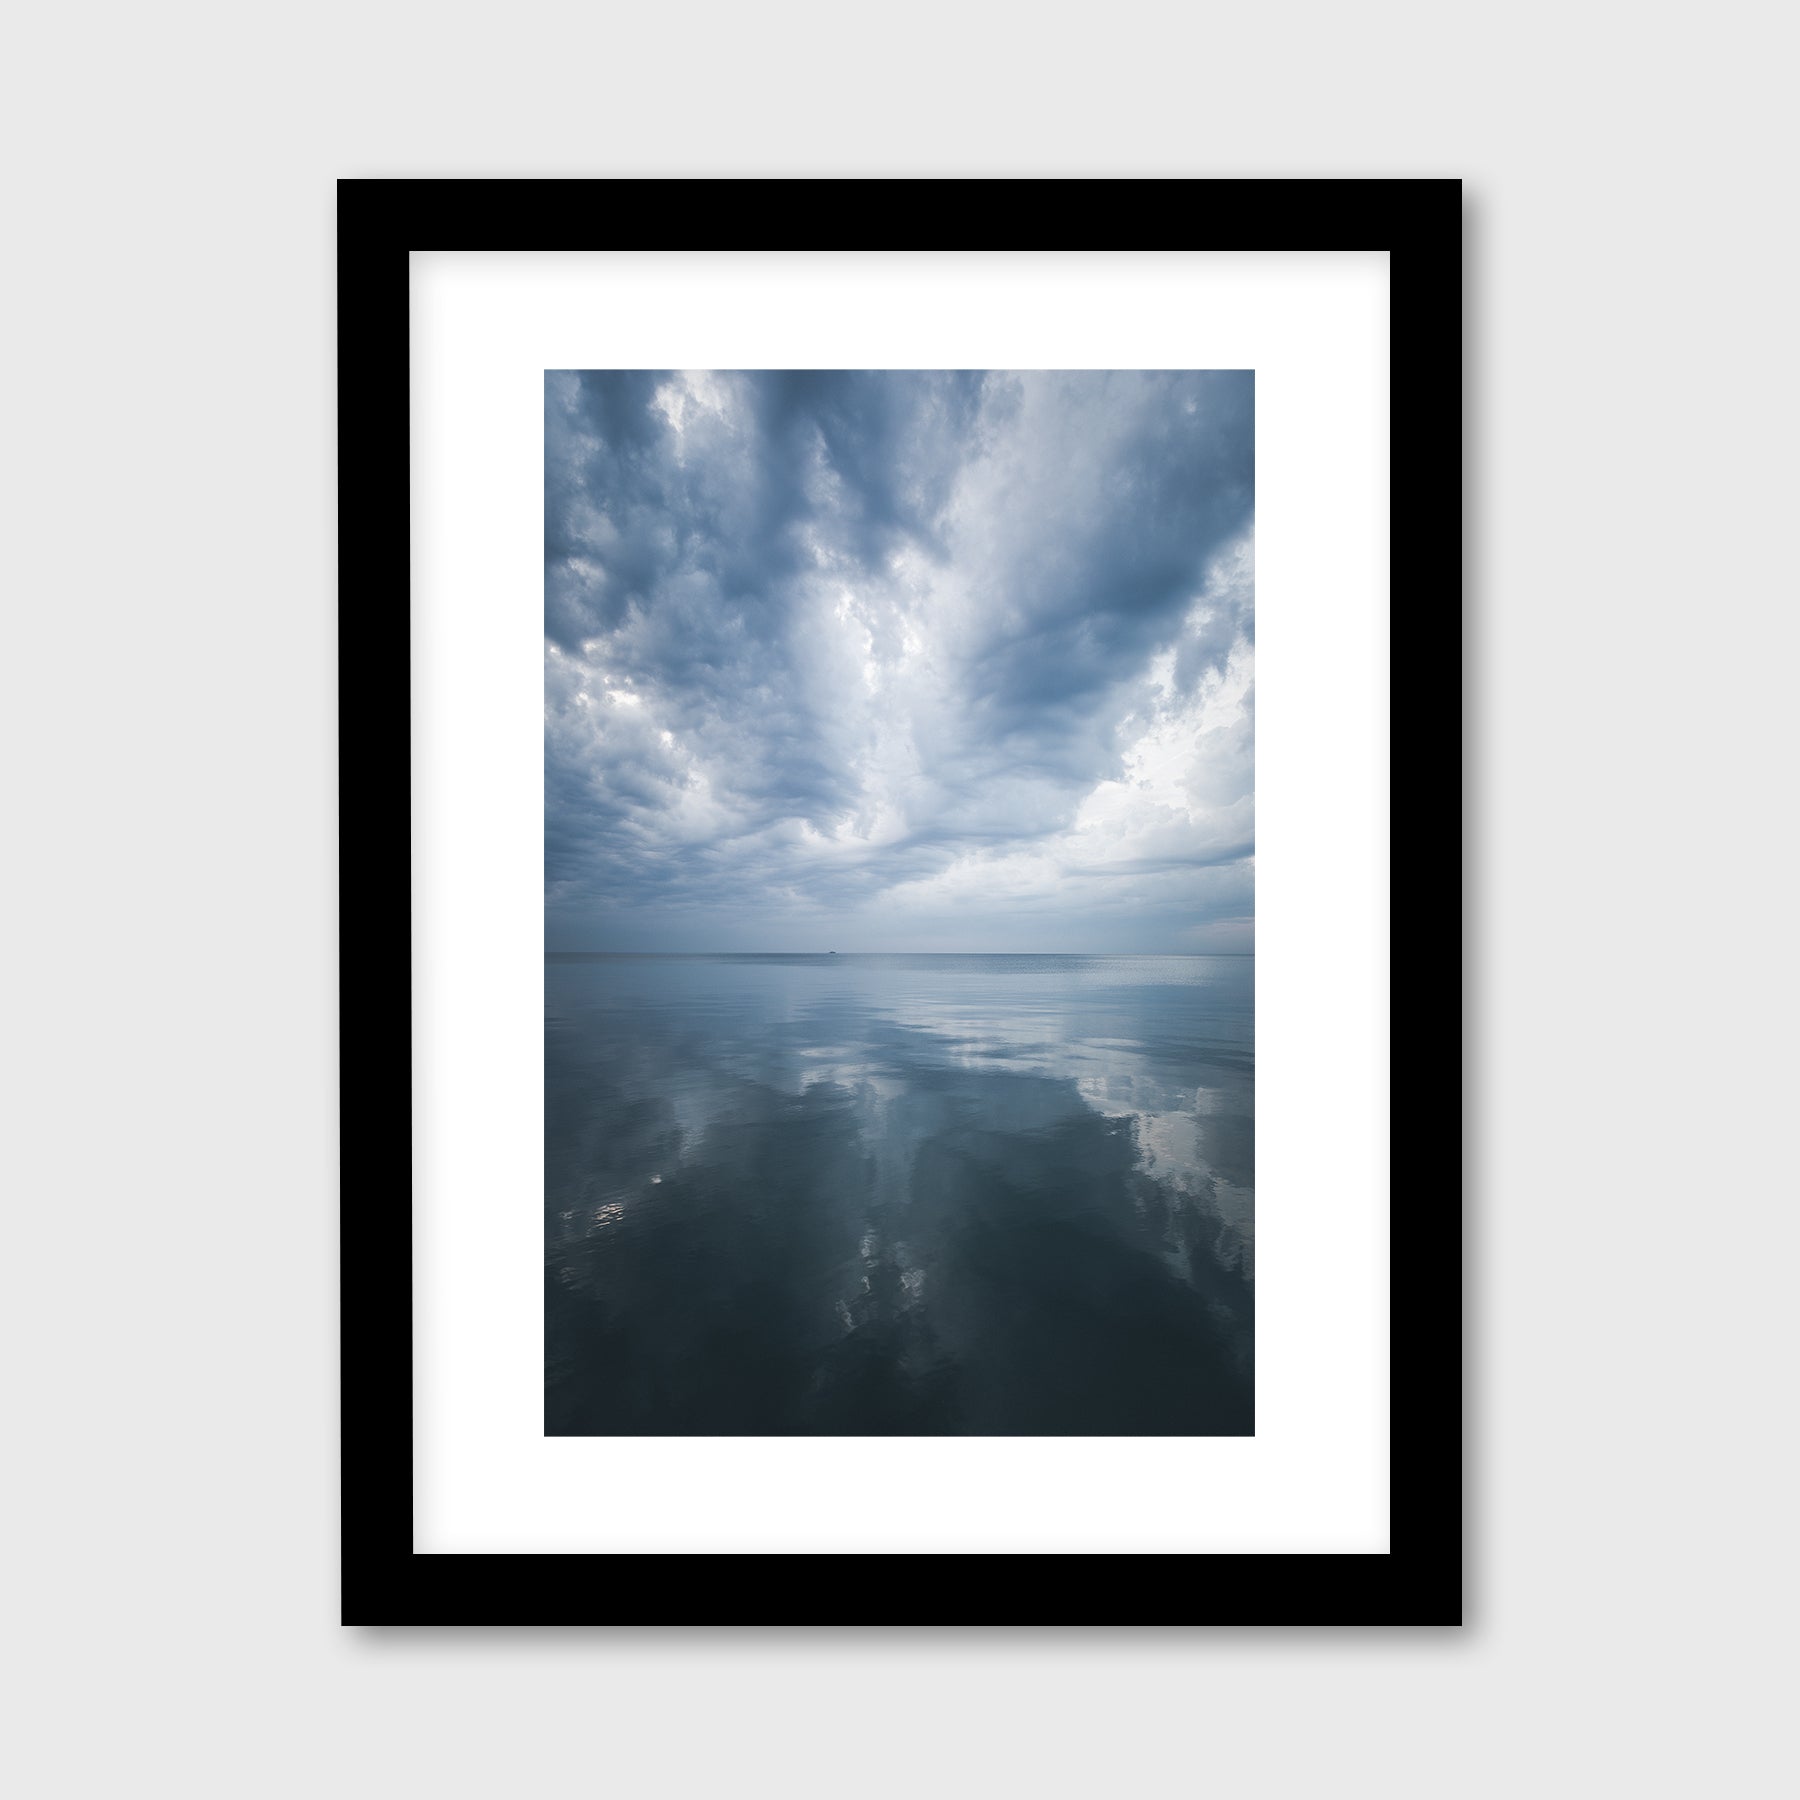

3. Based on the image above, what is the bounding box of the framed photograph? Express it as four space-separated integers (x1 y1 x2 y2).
342 178 1461 1623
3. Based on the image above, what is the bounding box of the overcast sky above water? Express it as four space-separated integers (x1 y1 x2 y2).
545 370 1254 952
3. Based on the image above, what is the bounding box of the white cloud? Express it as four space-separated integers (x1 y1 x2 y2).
545 371 1254 950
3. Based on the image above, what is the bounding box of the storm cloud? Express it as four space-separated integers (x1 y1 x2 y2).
545 370 1254 951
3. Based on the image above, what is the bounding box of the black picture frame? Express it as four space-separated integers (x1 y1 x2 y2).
341 177 1463 1626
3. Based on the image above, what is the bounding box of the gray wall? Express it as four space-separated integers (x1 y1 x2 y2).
5 4 1789 1794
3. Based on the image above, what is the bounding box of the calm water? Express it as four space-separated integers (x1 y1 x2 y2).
546 954 1253 1434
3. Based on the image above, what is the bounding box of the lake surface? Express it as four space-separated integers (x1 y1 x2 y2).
546 953 1253 1434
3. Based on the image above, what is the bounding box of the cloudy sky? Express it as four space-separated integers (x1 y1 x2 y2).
545 370 1253 953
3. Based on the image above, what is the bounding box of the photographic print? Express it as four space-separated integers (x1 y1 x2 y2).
544 370 1255 1436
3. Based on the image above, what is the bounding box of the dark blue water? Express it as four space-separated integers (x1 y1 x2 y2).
545 954 1253 1434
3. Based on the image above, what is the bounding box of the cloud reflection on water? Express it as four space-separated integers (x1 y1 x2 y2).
546 954 1252 1434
